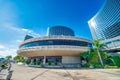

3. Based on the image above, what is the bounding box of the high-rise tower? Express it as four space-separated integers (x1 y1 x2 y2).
88 0 120 54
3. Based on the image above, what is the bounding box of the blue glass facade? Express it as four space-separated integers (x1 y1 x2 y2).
21 40 92 48
106 39 120 48
48 26 75 36
88 0 120 40
24 35 34 40
88 0 120 53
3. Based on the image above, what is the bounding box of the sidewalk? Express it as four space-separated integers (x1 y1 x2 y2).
0 69 8 79
11 64 120 80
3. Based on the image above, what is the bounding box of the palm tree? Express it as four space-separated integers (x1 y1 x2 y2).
93 39 107 67
6 55 12 60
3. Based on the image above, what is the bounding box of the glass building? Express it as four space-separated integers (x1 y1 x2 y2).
47 26 75 36
88 0 120 53
17 26 92 67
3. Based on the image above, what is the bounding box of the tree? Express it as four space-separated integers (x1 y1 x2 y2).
6 55 12 60
93 39 107 67
13 55 24 63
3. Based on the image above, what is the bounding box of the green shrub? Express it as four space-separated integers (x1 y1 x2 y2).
34 62 37 65
104 59 115 66
88 51 99 63
104 65 118 69
94 64 102 68
92 62 102 68
111 56 120 67
81 51 93 62
25 60 31 65
31 62 36 65
36 61 41 65
1 62 7 68
83 64 89 68
48 62 51 65
54 62 58 65
41 64 44 67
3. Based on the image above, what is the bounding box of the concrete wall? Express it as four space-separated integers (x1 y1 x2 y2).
62 56 81 63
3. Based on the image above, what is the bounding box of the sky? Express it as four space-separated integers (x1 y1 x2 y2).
0 0 105 57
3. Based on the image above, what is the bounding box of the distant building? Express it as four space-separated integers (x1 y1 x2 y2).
24 35 33 41
88 0 120 55
48 26 75 36
17 26 92 67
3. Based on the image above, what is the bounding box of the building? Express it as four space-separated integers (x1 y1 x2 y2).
88 0 120 55
17 26 92 67
47 26 75 36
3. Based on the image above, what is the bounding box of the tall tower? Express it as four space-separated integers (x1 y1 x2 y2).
88 0 120 53
47 26 75 36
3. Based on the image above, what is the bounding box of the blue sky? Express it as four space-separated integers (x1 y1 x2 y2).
0 0 105 57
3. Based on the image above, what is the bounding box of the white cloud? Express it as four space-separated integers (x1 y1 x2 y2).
0 26 41 57
0 44 17 57
21 28 30 32
0 45 5 49
0 1 40 57
0 48 17 57
16 40 22 43
5 25 41 37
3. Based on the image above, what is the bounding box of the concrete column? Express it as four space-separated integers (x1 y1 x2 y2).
43 56 46 64
30 59 34 64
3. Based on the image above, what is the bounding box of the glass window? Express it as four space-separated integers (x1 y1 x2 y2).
21 40 91 48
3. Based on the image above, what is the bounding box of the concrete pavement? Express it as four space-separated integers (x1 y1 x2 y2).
10 64 120 80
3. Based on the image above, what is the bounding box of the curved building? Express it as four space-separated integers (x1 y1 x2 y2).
17 26 92 67
88 0 120 52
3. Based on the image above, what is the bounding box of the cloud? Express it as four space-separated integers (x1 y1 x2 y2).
0 1 40 57
0 44 17 57
0 26 41 57
0 45 5 49
0 48 17 57
16 40 22 43
21 28 29 32
4 25 41 37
